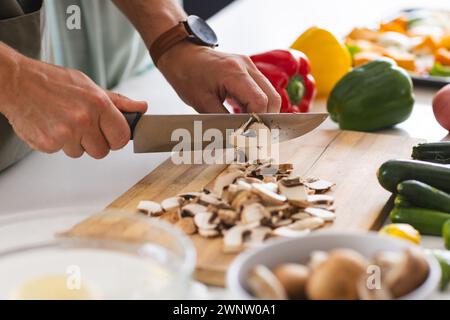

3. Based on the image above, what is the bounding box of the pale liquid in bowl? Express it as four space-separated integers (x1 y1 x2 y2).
0 244 188 300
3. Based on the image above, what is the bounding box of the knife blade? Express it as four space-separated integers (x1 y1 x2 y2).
123 113 328 153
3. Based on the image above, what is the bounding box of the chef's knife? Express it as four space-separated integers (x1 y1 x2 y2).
123 112 328 153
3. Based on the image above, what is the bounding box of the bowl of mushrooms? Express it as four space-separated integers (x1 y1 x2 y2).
227 232 441 300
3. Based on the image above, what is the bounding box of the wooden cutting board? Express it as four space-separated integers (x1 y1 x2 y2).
107 129 423 286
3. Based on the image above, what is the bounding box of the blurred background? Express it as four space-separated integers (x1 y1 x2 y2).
184 0 234 19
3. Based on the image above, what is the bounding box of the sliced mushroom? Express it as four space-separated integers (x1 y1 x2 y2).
198 192 223 207
265 204 291 214
241 176 264 185
194 212 219 230
137 200 163 217
241 203 269 225
262 175 277 183
198 228 220 238
303 207 336 222
235 179 253 190
223 225 252 253
230 190 260 211
247 265 288 300
177 192 201 201
251 183 286 205
307 194 334 206
291 212 312 221
161 197 183 213
277 163 294 174
270 218 293 228
231 115 272 163
288 217 325 231
180 203 208 217
278 182 308 207
244 227 272 248
304 178 335 193
280 176 303 187
262 182 279 193
212 169 244 197
221 184 241 204
272 227 310 238
217 209 238 226
174 217 197 235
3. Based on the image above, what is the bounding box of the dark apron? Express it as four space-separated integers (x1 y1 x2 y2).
0 0 44 171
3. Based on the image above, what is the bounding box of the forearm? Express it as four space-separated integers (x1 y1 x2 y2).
112 0 187 48
0 42 21 116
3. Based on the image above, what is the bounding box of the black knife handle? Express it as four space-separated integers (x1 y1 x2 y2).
122 112 143 140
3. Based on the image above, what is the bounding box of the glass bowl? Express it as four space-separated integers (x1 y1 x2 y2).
0 208 195 299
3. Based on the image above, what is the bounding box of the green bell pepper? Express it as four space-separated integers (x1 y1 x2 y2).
327 58 415 131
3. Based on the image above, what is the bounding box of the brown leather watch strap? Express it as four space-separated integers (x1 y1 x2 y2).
150 22 190 67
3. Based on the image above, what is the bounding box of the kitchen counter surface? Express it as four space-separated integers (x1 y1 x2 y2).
0 0 449 298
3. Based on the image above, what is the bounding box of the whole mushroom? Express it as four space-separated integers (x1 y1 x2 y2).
273 264 310 299
306 249 369 300
381 247 429 298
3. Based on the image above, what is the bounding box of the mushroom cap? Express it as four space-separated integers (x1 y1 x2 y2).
273 264 309 299
383 248 430 298
306 249 369 300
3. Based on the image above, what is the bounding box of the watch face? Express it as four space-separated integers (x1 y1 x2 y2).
185 15 218 47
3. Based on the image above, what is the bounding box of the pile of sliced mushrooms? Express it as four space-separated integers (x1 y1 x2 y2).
137 114 336 254
247 247 430 300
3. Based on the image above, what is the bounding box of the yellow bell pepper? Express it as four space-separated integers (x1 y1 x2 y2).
379 223 421 245
291 27 352 97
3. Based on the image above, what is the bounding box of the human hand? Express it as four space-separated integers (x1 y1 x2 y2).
1 52 147 159
157 42 281 113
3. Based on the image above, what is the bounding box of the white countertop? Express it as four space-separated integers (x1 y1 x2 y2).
0 0 449 298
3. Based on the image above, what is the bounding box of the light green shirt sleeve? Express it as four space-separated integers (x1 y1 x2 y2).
45 0 153 89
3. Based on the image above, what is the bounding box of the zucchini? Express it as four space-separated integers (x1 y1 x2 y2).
377 159 450 193
444 220 450 250
428 249 450 291
412 142 450 164
394 195 412 208
390 207 450 236
397 180 450 213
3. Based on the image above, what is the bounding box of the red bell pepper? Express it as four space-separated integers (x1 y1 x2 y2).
232 49 316 113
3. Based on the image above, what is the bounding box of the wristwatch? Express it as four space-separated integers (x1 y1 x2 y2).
150 15 218 66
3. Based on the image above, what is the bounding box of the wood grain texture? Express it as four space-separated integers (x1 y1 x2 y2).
107 129 422 286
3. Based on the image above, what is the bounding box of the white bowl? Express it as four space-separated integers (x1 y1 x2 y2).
227 231 441 300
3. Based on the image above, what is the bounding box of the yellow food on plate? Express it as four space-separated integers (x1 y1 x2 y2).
379 223 421 245
291 27 352 97
347 27 381 42
440 34 450 50
379 16 408 34
345 10 450 77
11 274 95 300
382 49 416 71
413 35 439 55
435 48 450 66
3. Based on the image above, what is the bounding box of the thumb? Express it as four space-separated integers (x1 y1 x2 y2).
107 91 148 113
